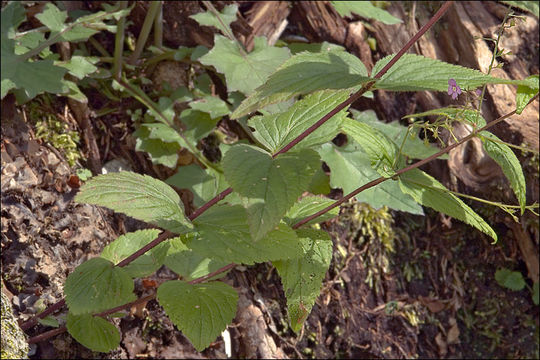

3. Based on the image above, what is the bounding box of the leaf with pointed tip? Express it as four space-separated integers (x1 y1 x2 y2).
331 1 402 24
222 144 320 239
157 280 238 351
398 168 497 241
66 313 120 353
200 35 290 95
232 49 370 118
190 4 238 37
372 53 530 92
515 75 538 114
250 90 350 153
189 204 303 264
64 257 135 315
284 196 339 227
349 109 445 160
342 117 400 177
480 131 526 213
318 142 423 214
101 229 169 278
75 172 193 234
273 229 333 333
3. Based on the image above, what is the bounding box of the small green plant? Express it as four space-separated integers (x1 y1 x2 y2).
12 1 539 356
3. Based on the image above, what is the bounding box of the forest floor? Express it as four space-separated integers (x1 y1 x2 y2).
1 1 539 359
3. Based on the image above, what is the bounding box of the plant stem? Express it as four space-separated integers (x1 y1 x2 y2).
113 1 128 79
128 0 161 65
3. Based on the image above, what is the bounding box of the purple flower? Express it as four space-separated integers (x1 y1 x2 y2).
448 78 462 100
475 88 482 97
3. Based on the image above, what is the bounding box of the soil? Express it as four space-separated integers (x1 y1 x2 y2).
1 1 538 359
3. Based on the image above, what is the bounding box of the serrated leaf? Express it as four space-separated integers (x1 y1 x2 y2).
164 236 231 281
286 41 345 55
35 3 68 32
222 144 320 239
1 56 68 100
188 95 230 119
480 132 526 213
66 313 120 353
331 1 402 24
75 172 193 234
190 4 238 37
372 53 529 92
200 35 290 95
190 204 304 264
308 166 331 195
318 143 423 214
495 268 526 291
398 168 497 241
500 1 539 17
157 280 238 351
55 55 99 79
166 165 229 208
516 75 539 114
64 257 135 315
273 229 333 333
284 196 339 227
342 117 400 177
350 109 445 160
101 229 169 278
232 49 370 118
250 90 350 153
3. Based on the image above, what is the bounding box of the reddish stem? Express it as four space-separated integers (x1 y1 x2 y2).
20 1 454 334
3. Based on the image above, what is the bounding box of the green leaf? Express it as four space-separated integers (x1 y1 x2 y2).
133 124 181 168
1 2 26 39
167 164 229 208
190 4 238 37
273 229 333 333
500 1 539 18
190 204 304 264
35 3 68 32
532 282 539 305
250 90 350 153
64 257 136 315
284 196 339 227
516 75 539 114
100 229 169 278
398 168 497 241
232 49 370 118
55 55 99 79
75 172 193 234
342 117 400 177
350 109 445 160
179 109 220 142
1 57 68 101
188 95 230 119
200 35 290 95
164 236 231 281
222 144 320 240
318 142 423 214
37 316 59 328
157 280 238 351
495 268 526 291
331 1 402 24
308 166 332 195
66 313 120 353
372 53 530 92
479 132 526 213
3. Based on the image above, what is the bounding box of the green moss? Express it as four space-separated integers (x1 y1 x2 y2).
27 97 83 167
1 285 29 359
